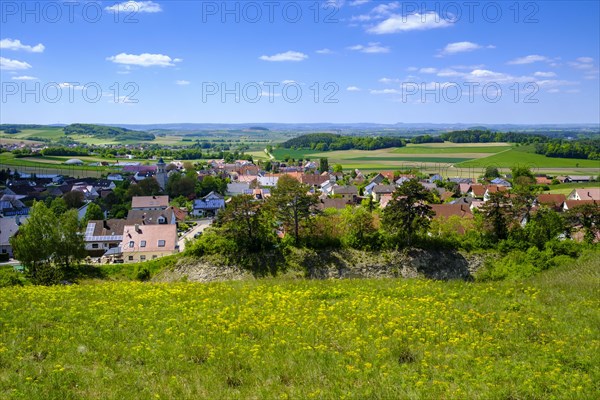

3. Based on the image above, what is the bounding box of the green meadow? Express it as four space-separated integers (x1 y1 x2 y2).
0 253 598 399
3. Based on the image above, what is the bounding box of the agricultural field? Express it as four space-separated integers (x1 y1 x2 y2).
268 143 599 176
0 254 598 399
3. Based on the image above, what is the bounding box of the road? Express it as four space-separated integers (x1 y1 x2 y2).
177 219 213 251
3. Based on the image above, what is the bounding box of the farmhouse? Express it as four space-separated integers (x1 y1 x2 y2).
0 216 28 257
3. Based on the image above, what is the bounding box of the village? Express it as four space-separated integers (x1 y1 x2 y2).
1 156 598 265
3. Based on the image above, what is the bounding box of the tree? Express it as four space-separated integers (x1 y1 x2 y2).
218 195 273 252
484 166 500 179
341 206 378 249
511 166 535 186
166 173 196 198
197 176 227 197
333 164 343 173
480 191 512 241
84 202 104 222
50 197 68 216
137 177 161 196
10 202 58 284
55 210 86 270
268 175 318 246
63 190 84 209
11 202 87 285
566 203 600 244
382 179 434 246
520 208 566 249
319 158 329 173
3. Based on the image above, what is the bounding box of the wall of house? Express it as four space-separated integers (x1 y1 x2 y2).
121 250 178 263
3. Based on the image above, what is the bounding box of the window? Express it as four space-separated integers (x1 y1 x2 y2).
152 255 158 259
128 256 134 261
92 244 99 249
129 241 134 248
158 217 166 224
140 255 146 261
140 240 146 248
158 240 166 247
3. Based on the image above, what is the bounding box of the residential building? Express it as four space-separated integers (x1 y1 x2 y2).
0 216 28 257
567 188 600 201
192 192 225 217
131 195 170 211
121 224 179 263
84 219 127 257
372 184 396 202
332 185 358 202
126 209 177 225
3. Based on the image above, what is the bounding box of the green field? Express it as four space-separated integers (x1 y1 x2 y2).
0 254 598 399
458 146 600 169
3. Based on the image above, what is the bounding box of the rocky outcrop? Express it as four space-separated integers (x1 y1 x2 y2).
155 249 488 283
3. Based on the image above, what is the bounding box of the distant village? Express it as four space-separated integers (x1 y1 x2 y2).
1 155 599 264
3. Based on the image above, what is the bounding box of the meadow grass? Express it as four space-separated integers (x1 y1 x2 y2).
0 253 598 399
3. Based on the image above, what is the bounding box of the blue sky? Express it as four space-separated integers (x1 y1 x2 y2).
1 0 599 124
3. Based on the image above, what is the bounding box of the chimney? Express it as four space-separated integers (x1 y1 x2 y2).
142 213 146 225
135 224 141 233
103 220 109 230
15 215 20 226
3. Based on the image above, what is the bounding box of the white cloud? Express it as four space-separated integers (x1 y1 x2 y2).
346 86 361 91
379 77 400 84
439 41 493 56
0 57 32 70
0 38 45 53
105 1 162 13
259 51 308 62
367 12 452 34
507 55 549 65
12 75 38 80
316 48 333 54
106 53 181 67
547 89 561 93
348 42 390 53
533 71 556 78
370 88 400 94
349 0 370 5
419 67 438 74
576 57 593 63
175 80 190 85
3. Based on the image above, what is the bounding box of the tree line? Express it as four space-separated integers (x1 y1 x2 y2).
534 138 600 160
280 133 406 151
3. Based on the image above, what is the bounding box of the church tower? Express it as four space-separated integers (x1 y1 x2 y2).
156 157 167 190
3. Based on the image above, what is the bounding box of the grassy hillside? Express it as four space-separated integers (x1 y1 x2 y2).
0 252 598 399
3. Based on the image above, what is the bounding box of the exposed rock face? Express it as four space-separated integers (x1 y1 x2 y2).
155 249 487 283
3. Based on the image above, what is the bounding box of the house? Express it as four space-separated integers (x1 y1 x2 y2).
257 175 279 187
131 195 170 211
121 224 179 263
126 209 177 225
0 195 29 217
372 184 396 202
94 179 117 191
300 174 329 188
0 216 28 257
490 178 511 187
168 206 189 222
430 204 473 220
332 185 358 202
428 174 443 183
370 173 386 185
567 188 600 201
566 175 593 183
192 192 225 217
363 182 377 197
107 173 124 181
458 183 472 194
483 185 509 201
468 184 486 198
317 198 353 211
535 176 552 185
562 200 599 211
243 188 271 201
71 184 99 200
379 193 393 209
84 219 127 257
227 182 251 196
536 194 567 210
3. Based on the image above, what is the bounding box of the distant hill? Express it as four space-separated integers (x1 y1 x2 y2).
63 124 155 141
